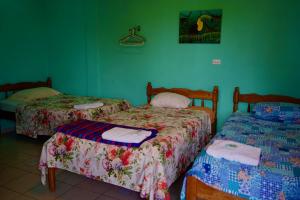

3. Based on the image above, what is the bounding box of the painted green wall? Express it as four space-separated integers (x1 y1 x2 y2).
46 0 101 96
97 0 300 127
1 0 300 130
0 0 48 85
0 0 49 131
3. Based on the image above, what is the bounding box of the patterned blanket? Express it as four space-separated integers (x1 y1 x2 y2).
39 105 211 200
16 94 131 138
56 119 157 147
181 112 300 200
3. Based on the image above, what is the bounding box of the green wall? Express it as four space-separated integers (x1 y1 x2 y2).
97 0 300 127
46 0 101 96
0 0 49 131
0 0 48 85
1 0 300 130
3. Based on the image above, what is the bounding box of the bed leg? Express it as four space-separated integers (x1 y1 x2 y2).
48 168 56 192
186 176 197 200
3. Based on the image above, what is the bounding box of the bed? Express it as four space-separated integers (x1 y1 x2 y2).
0 78 131 138
0 78 53 121
182 87 300 200
39 83 218 200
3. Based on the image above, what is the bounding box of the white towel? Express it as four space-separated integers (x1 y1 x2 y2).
102 127 152 143
206 139 261 166
74 102 104 110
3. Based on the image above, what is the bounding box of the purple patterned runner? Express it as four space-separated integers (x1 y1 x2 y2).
55 119 157 147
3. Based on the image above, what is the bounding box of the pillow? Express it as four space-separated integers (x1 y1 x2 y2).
150 92 191 109
8 87 60 102
253 102 300 123
252 102 280 121
278 103 300 124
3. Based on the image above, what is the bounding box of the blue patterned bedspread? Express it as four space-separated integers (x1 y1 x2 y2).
181 112 300 200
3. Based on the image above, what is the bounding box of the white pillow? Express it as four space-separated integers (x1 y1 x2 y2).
150 92 191 108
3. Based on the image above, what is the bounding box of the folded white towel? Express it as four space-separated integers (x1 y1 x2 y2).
206 139 261 166
74 102 104 110
102 127 152 144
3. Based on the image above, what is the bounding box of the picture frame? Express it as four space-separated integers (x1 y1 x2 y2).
179 9 223 44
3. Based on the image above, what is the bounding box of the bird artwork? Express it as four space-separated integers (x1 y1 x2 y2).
179 10 222 44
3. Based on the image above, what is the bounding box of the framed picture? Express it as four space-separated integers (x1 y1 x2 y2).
179 9 222 44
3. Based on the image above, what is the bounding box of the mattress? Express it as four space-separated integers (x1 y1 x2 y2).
0 99 26 112
181 112 300 200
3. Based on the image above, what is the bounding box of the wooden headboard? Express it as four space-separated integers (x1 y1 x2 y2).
147 82 219 135
233 87 300 112
0 77 52 98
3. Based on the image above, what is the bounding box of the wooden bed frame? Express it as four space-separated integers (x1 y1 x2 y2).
186 87 300 200
47 82 219 192
0 77 52 121
147 82 219 136
233 87 300 112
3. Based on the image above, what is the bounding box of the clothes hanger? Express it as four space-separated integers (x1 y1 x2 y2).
119 26 145 46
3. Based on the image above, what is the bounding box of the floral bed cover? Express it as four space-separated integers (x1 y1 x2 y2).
16 94 131 138
39 105 211 200
181 112 300 200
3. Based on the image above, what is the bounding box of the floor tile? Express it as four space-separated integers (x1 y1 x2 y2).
0 152 32 166
5 173 40 193
0 186 20 199
25 181 72 200
0 163 7 171
0 167 27 185
10 194 36 200
76 178 116 194
95 195 117 200
104 185 142 200
57 171 87 186
11 156 40 174
56 186 100 200
22 145 42 157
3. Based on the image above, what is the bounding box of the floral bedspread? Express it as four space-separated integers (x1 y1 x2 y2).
181 112 300 200
16 94 130 138
39 105 211 200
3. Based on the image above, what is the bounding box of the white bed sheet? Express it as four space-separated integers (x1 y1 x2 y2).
0 99 25 112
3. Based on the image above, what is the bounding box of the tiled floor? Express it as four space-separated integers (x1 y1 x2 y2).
0 132 184 200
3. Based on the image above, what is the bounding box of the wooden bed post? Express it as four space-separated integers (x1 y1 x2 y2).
233 87 239 112
48 168 56 192
47 77 52 88
212 86 218 115
212 86 219 136
147 82 152 104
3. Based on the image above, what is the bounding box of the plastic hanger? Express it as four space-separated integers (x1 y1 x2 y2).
119 26 145 46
